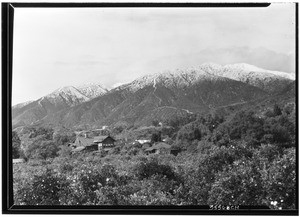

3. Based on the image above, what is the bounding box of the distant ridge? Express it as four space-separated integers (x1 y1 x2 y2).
12 63 295 129
12 83 108 127
197 63 294 93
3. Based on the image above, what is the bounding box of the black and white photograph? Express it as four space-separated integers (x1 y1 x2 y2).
3 2 298 214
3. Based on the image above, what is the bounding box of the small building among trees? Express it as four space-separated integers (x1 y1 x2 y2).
85 144 98 152
69 137 94 149
136 139 151 144
94 135 116 152
145 142 171 154
13 158 25 164
70 135 116 153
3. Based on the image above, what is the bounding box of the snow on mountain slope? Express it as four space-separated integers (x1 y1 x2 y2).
223 63 295 80
44 84 108 107
44 65 268 128
45 86 90 106
12 83 109 127
197 62 295 80
124 67 227 92
119 62 293 94
12 63 295 128
74 83 108 98
12 100 34 109
195 63 294 93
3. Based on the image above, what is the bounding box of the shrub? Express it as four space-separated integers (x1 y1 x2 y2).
59 162 74 173
197 140 213 154
151 132 162 143
58 145 72 157
213 110 264 142
33 141 60 160
152 120 160 127
12 131 22 159
273 104 282 117
28 127 54 140
53 132 76 146
261 148 296 209
208 158 265 206
15 168 70 205
262 115 295 148
176 122 209 142
134 158 177 181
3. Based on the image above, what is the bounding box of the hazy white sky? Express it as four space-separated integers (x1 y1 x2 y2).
12 3 296 105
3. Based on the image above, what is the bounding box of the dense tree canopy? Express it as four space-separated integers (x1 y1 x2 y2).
13 103 296 208
12 131 22 159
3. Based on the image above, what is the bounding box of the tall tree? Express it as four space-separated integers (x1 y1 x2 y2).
273 104 282 116
12 131 22 159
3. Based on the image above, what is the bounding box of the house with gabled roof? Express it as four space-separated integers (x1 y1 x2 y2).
70 136 98 153
69 134 117 153
71 146 86 153
71 136 95 148
94 135 116 152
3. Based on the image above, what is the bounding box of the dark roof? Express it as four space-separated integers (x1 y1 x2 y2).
71 146 86 152
74 137 94 147
145 142 171 151
94 136 107 142
86 143 98 147
94 135 116 143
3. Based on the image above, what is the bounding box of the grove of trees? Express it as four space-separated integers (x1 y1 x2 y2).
13 103 296 209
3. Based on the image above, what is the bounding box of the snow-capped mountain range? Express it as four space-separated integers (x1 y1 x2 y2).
121 63 294 93
12 83 108 127
121 67 226 92
72 83 108 99
12 63 295 128
45 83 108 107
222 63 294 80
12 100 34 109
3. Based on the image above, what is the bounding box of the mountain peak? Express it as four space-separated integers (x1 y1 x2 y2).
74 82 107 90
224 63 295 80
124 66 227 93
12 62 295 129
12 100 34 109
52 86 79 94
50 83 108 99
43 83 108 107
46 86 89 107
122 62 295 94
74 83 108 98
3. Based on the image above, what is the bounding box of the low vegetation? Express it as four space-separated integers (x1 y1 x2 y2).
13 103 296 209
